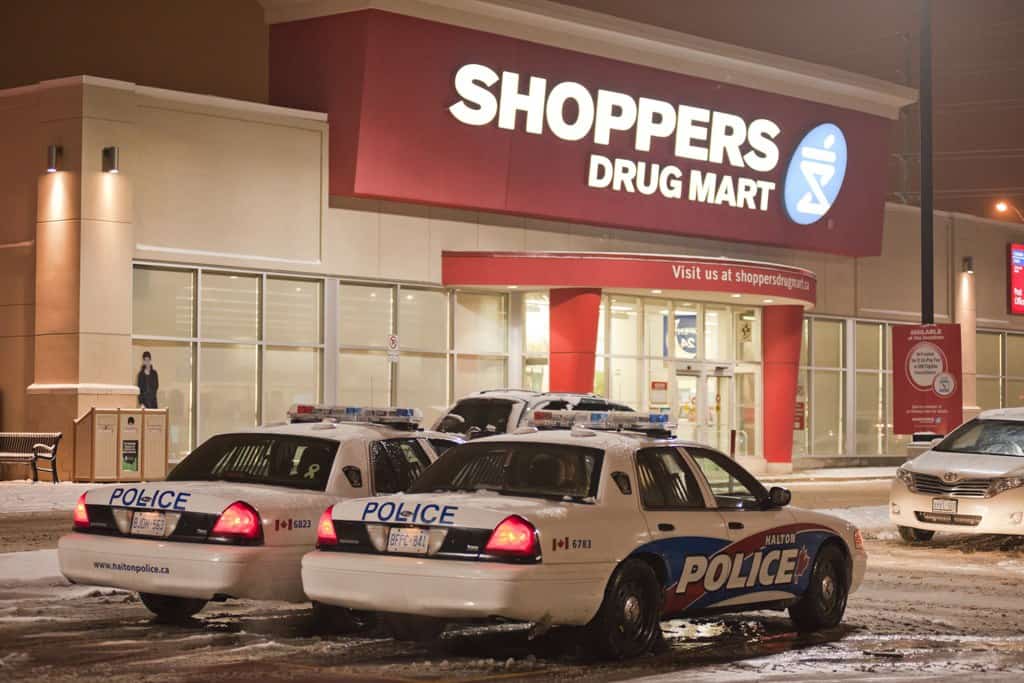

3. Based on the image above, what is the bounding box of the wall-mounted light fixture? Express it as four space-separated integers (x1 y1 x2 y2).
962 256 974 275
46 144 62 173
101 146 119 173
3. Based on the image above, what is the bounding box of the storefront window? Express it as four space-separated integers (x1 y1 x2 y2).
199 343 258 441
523 358 549 392
609 297 639 356
397 353 447 423
340 284 392 347
454 355 506 397
643 301 668 358
735 309 760 362
133 267 194 338
264 347 321 421
201 273 260 342
704 306 733 361
674 305 698 360
524 293 549 354
977 332 1002 411
609 357 641 408
339 350 390 405
455 292 507 353
267 278 321 345
399 288 447 351
132 340 193 461
855 322 884 456
795 317 845 457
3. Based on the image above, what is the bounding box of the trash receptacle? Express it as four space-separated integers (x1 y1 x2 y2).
74 407 169 482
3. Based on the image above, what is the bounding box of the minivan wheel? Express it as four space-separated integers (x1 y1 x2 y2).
898 525 935 543
138 592 207 622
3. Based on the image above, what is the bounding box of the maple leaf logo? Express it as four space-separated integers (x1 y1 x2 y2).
795 546 812 580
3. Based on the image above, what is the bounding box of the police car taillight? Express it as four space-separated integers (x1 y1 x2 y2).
484 515 538 558
73 493 89 529
316 505 337 546
211 501 262 542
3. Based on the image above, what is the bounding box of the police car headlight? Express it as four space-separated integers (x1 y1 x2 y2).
990 477 1024 497
896 466 915 490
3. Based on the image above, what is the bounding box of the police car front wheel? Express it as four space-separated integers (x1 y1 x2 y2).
138 593 207 622
788 544 848 632
586 559 663 659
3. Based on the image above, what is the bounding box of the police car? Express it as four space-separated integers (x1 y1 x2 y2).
434 390 633 437
302 410 866 658
58 406 460 623
891 408 1024 542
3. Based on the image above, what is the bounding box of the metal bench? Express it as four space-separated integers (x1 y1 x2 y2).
0 432 62 483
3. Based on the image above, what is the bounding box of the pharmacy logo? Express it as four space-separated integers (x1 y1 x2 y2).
783 123 848 225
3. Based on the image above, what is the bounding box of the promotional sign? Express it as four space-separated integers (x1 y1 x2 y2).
270 10 893 256
1009 243 1024 314
892 325 963 435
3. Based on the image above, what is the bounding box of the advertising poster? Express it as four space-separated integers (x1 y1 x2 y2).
1010 243 1024 315
892 324 963 435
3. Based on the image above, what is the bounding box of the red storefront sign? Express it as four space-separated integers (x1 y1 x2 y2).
1009 243 1024 314
892 325 963 435
269 10 894 256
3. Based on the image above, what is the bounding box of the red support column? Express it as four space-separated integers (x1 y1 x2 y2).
549 288 601 393
762 305 804 464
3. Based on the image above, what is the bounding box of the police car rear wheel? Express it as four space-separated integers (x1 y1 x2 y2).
898 525 935 543
788 545 847 631
587 559 663 659
383 613 446 642
138 592 207 622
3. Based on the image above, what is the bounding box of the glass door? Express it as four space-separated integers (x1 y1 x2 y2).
674 371 700 442
704 372 734 453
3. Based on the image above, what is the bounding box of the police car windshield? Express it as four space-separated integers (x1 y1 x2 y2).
934 419 1024 457
168 433 337 491
407 441 603 501
438 398 515 434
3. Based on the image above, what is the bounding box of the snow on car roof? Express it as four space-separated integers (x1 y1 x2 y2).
458 389 608 402
471 426 690 451
251 421 443 441
977 407 1024 422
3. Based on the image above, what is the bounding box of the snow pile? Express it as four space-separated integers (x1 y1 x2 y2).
0 480 91 514
0 549 65 589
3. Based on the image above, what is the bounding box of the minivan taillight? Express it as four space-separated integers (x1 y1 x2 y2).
484 515 539 559
210 501 263 543
73 493 90 529
316 505 337 547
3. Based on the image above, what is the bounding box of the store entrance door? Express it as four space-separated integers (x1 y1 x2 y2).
674 365 735 452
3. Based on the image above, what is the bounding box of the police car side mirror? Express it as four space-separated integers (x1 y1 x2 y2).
343 466 363 488
766 486 791 508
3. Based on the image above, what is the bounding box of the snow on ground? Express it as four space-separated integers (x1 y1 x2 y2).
0 549 64 589
762 466 897 482
816 505 895 539
0 480 90 514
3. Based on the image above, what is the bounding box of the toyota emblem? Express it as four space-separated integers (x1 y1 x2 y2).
942 472 959 483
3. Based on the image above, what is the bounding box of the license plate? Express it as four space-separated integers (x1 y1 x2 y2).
932 498 958 514
130 511 167 537
386 527 429 555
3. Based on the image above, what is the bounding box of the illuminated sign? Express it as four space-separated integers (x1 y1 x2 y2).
783 123 848 225
1011 243 1024 315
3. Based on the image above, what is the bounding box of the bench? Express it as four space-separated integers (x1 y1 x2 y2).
0 433 62 483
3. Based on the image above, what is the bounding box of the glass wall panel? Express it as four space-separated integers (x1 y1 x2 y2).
133 267 194 338
977 377 1002 411
340 284 392 347
644 301 669 358
811 319 843 368
736 309 760 362
454 356 506 397
647 359 671 411
593 357 607 396
455 292 507 353
609 297 639 356
704 306 733 361
266 278 321 345
1007 379 1024 408
132 340 193 461
524 293 549 354
201 273 260 342
1006 334 1024 378
735 370 758 457
674 304 698 359
263 347 320 423
397 354 448 424
609 357 641 408
199 343 258 441
596 299 606 355
399 288 447 351
799 319 810 366
885 379 912 455
855 372 884 455
338 350 390 405
523 358 549 392
811 370 844 455
977 332 1002 377
792 369 810 457
856 323 883 371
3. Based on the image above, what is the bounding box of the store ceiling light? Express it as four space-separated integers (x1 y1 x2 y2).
651 289 662 294
508 285 519 289
763 298 774 304
46 144 62 173
730 293 742 298
102 146 119 173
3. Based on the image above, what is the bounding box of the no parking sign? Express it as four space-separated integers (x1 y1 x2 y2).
892 324 963 435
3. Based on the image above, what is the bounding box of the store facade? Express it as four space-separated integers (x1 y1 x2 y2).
2 0 1023 478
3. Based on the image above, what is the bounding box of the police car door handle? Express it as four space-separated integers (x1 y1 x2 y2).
657 523 674 532
728 521 745 530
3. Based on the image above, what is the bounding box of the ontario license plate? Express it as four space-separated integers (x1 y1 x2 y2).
932 498 958 514
130 511 167 537
386 527 429 555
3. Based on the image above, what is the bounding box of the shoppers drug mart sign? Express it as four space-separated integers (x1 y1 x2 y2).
892 324 963 435
271 10 893 256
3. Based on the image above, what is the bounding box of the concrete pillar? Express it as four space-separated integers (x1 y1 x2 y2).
761 305 804 474
27 82 137 481
549 288 601 393
957 268 980 420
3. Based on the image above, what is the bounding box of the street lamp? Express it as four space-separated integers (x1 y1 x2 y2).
996 200 1024 222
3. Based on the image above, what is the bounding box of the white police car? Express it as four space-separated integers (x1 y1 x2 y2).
58 406 459 623
302 410 866 658
434 390 633 437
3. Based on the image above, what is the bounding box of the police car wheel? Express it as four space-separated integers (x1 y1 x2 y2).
788 545 848 632
587 559 663 660
311 601 375 634
897 525 935 543
383 613 446 642
138 592 207 622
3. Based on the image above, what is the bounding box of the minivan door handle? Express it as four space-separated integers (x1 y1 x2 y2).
657 523 675 532
728 521 745 530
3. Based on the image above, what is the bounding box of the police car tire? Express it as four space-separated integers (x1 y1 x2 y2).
311 601 374 634
383 613 446 642
138 592 207 622
787 544 848 632
897 525 935 543
586 559 663 660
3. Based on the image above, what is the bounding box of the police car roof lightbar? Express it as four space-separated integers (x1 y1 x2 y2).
529 410 675 433
287 405 422 426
